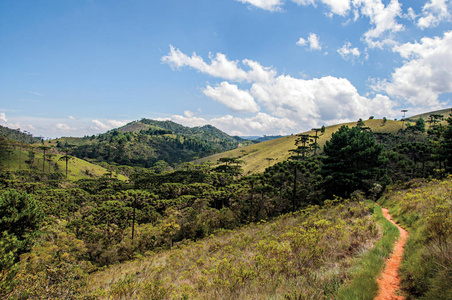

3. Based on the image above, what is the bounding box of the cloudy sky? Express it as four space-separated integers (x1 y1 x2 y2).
1 0 451 138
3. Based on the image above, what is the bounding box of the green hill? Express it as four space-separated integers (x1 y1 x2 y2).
0 142 126 181
0 125 41 144
50 119 253 169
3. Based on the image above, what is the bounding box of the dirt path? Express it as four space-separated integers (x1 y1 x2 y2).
374 208 408 300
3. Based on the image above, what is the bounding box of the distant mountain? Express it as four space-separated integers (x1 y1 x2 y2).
54 119 254 168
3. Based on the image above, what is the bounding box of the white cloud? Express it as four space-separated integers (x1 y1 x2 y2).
203 82 260 113
250 75 396 127
163 47 400 134
165 112 296 136
308 33 322 50
91 119 129 131
417 0 451 29
55 123 76 131
165 111 209 128
376 30 452 106
162 45 249 82
68 116 76 120
0 113 7 123
296 37 307 46
353 0 404 48
162 46 278 84
236 0 284 11
337 42 361 61
242 0 405 48
297 33 322 50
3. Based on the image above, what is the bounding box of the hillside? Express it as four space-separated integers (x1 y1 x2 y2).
408 108 452 121
0 144 126 181
196 118 404 175
0 125 41 144
2 107 452 299
86 200 381 299
50 119 253 169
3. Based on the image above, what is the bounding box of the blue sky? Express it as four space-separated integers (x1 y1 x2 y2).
0 0 451 138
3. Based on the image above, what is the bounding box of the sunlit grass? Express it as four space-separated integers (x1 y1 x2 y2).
87 200 380 299
2 148 126 181
196 119 403 175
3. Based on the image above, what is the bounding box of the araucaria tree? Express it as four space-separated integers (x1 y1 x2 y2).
321 125 384 199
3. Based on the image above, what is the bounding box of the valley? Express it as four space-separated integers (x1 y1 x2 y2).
1 109 451 299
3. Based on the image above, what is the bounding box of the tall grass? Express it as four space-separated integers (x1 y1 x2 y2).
87 200 380 299
379 177 452 299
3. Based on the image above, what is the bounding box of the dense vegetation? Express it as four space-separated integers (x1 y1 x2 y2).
0 125 41 144
1 112 452 299
55 119 253 168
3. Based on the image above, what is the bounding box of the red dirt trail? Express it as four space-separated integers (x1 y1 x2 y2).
374 207 408 300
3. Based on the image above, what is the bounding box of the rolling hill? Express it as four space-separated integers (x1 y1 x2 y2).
49 119 254 168
195 118 405 175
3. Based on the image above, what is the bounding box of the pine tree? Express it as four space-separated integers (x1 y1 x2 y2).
321 125 384 199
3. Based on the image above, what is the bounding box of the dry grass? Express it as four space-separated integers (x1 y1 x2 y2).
195 119 403 175
87 200 379 299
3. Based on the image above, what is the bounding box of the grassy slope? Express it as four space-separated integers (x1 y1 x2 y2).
196 119 403 175
408 108 452 120
2 148 127 181
87 200 379 299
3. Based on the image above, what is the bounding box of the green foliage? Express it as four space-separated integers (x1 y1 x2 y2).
0 125 40 144
0 231 20 298
0 190 43 255
66 119 253 168
322 125 384 198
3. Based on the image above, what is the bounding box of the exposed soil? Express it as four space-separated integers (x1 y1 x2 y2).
374 207 408 300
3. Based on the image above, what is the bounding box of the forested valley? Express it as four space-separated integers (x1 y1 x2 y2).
1 111 452 299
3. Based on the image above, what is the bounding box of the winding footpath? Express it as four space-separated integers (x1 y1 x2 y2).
374 208 409 300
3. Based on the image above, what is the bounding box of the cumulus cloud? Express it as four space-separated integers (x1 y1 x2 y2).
55 123 78 131
162 45 248 81
91 119 129 131
162 46 277 84
354 0 404 48
0 113 7 123
240 0 405 48
163 47 399 134
418 0 451 29
297 33 322 50
236 0 284 11
376 30 452 106
250 75 396 127
203 82 260 113
165 112 296 136
337 42 361 61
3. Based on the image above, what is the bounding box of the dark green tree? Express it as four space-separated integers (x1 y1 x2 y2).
441 115 452 172
0 190 43 255
321 125 384 199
